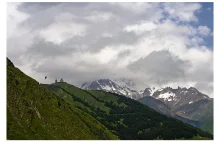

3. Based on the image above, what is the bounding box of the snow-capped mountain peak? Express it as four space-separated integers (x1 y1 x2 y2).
80 79 141 99
151 86 210 108
81 79 210 104
81 79 120 91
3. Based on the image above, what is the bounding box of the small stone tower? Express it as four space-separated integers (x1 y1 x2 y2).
55 79 57 83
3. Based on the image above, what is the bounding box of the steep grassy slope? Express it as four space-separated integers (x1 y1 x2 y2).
45 82 213 140
7 58 118 140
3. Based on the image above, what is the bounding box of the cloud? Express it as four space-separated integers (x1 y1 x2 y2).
39 22 87 44
7 2 213 97
25 38 76 58
7 3 34 66
128 50 190 84
7 3 30 38
85 11 114 22
124 21 157 34
197 26 211 36
163 2 202 22
195 82 213 97
110 2 156 14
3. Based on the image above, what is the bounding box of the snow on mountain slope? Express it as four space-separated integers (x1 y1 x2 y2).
81 78 161 100
81 79 210 105
141 87 161 98
112 79 137 90
81 79 140 99
151 87 210 108
156 91 177 102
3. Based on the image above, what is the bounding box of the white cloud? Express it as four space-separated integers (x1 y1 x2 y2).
39 22 87 44
7 3 35 66
195 82 213 97
85 11 113 22
7 2 213 97
7 3 30 38
124 21 157 34
163 3 202 22
190 37 205 46
197 26 211 36
110 2 152 14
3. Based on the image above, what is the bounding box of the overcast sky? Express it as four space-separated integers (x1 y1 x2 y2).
7 2 213 97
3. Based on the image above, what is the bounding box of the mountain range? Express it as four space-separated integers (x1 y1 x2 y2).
80 79 213 134
81 79 141 99
7 58 213 140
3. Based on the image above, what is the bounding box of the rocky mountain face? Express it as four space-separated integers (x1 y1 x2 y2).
172 98 213 134
138 96 172 117
80 79 209 102
151 87 209 109
81 79 140 99
141 87 159 97
138 87 213 134
81 79 213 134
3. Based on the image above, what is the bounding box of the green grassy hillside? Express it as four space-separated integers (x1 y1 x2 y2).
45 82 213 140
7 58 118 140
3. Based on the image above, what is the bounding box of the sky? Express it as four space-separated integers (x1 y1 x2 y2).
7 2 213 97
